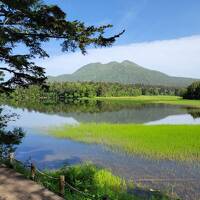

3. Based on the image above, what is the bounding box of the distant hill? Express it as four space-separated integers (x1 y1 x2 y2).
48 60 199 87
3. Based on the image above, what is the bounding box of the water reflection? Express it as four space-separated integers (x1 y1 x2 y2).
0 107 25 158
146 114 200 125
14 129 200 200
2 100 200 125
1 101 200 200
188 109 200 119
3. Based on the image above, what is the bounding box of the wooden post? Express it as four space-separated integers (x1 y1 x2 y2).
59 175 65 197
31 163 36 180
9 152 14 167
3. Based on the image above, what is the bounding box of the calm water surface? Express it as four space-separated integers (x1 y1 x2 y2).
1 101 200 200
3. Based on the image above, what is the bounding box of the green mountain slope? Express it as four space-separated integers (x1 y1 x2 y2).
48 60 198 87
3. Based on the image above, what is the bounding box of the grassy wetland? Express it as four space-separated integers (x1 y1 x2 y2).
1 94 200 200
94 96 200 108
48 96 200 162
49 123 200 161
45 96 200 199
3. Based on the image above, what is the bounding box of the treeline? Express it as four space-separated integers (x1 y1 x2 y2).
1 82 185 102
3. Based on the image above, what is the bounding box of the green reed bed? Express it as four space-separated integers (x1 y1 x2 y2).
49 124 200 161
95 96 200 108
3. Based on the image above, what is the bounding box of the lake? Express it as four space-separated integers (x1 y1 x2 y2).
1 100 200 200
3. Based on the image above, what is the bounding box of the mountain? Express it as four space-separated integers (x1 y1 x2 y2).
48 60 199 87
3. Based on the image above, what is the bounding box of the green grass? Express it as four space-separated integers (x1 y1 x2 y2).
47 163 173 200
49 124 200 161
94 96 200 108
44 163 135 200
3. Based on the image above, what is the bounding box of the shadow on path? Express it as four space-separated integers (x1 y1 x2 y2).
0 165 63 200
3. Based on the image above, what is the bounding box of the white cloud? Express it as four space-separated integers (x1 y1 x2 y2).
38 35 200 78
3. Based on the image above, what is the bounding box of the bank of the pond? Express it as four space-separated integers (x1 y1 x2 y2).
0 161 172 200
49 124 200 161
94 96 200 108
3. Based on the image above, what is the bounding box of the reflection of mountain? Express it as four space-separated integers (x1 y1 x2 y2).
61 104 187 123
2 100 189 124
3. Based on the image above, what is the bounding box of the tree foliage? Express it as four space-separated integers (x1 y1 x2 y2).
1 82 183 104
0 0 124 92
183 81 200 100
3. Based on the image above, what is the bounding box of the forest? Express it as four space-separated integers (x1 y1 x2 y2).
0 82 185 102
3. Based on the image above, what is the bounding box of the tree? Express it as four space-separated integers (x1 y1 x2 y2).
0 0 124 92
183 81 200 100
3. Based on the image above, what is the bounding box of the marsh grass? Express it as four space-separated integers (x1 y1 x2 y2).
49 124 200 161
94 96 200 108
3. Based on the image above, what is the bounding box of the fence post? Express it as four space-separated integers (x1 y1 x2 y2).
59 175 65 197
31 163 36 180
9 152 14 167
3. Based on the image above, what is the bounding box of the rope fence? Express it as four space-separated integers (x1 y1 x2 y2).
1 153 199 200
2 152 106 200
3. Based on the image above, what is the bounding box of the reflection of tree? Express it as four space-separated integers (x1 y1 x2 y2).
0 107 25 158
1 99 188 124
189 111 200 119
187 108 200 119
1 98 147 114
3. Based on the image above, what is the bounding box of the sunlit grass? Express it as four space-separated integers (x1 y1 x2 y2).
94 96 200 108
49 124 200 161
41 163 172 200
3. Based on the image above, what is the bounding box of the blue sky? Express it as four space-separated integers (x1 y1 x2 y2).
45 0 200 45
38 0 200 78
2 0 200 78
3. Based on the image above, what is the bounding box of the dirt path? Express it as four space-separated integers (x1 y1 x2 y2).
0 164 64 200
